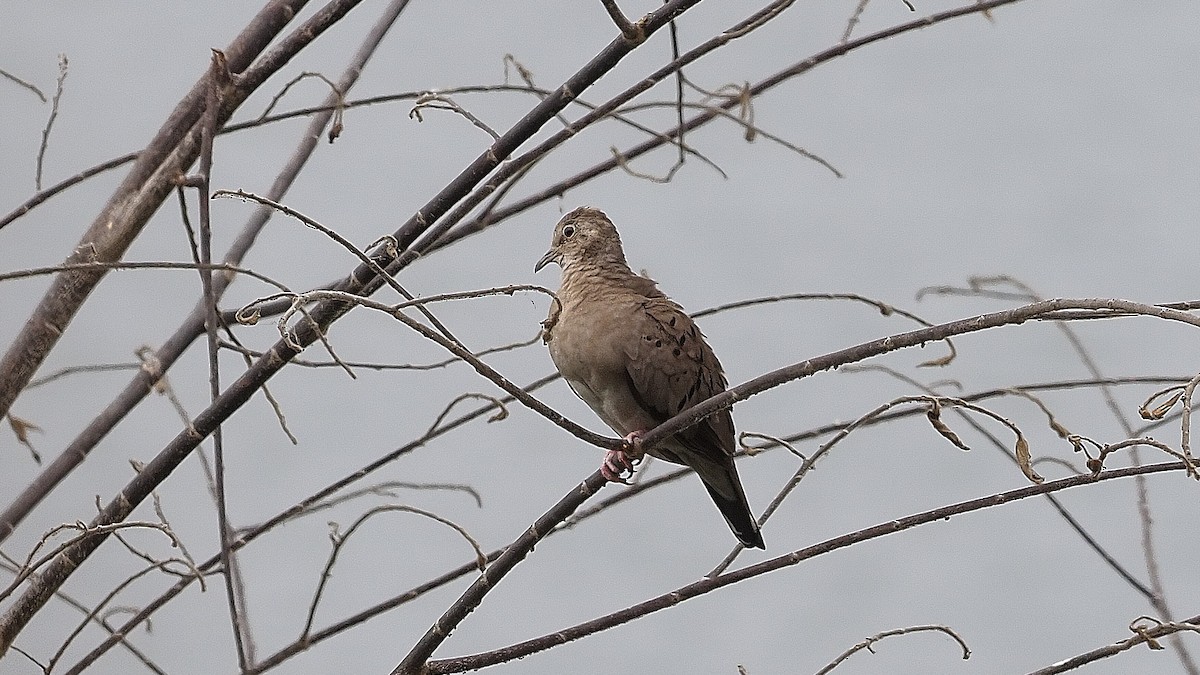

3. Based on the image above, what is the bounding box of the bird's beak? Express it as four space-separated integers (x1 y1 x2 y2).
534 248 558 272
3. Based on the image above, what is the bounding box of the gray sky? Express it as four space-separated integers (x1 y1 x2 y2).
2 1 1199 674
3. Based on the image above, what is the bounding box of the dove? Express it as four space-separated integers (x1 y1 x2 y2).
535 207 764 549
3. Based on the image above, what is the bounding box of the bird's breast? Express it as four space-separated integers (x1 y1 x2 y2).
547 299 656 437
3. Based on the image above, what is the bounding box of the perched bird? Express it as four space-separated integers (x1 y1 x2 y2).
535 207 764 549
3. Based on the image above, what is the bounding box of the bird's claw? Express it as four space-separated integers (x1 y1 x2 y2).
601 449 639 484
601 431 645 484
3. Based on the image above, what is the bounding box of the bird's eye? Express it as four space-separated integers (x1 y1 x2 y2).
562 224 576 238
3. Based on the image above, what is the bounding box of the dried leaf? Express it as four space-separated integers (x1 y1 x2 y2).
1015 435 1043 483
927 404 970 451
1139 389 1184 420
8 413 43 464
1129 620 1165 650
237 307 261 326
917 352 953 368
1048 418 1072 440
917 340 957 368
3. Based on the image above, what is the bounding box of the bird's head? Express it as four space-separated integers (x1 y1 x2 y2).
534 207 628 273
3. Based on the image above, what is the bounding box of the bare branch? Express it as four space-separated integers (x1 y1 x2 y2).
599 0 645 43
0 67 47 101
393 471 610 674
424 462 1189 673
815 624 970 674
1028 616 1200 675
34 54 68 191
302 505 487 640
410 93 501 140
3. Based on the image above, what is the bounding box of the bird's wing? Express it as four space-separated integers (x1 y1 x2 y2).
623 297 737 477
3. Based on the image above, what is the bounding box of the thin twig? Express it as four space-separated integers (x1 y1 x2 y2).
0 559 167 674
45 560 199 674
218 330 542 372
1028 616 1200 675
257 71 345 133
814 624 970 674
0 259 291 292
69 375 557 673
410 93 500 140
0 67 47 101
0 521 182 603
213 188 463 349
302 505 486 640
615 100 843 177
841 0 872 43
842 364 1161 601
947 275 1200 673
235 287 613 449
34 54 68 191
188 49 253 671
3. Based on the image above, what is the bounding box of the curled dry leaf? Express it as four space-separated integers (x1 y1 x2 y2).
236 307 261 326
1132 625 1164 650
926 404 970 451
1014 435 1043 484
917 352 953 368
1139 387 1184 420
1048 417 1072 440
917 339 956 368
1129 616 1167 650
8 413 43 464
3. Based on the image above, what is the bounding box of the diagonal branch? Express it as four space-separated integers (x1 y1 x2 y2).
1028 615 1200 675
0 0 319 424
391 471 610 675
0 0 704 653
427 0 1027 252
632 299 1200 457
0 0 412 546
425 462 1189 673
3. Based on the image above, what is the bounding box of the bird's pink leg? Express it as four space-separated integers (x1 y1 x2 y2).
602 430 645 483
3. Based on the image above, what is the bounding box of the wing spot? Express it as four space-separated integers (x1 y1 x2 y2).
673 347 681 356
655 339 663 347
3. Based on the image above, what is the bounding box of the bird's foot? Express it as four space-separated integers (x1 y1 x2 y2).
601 431 645 484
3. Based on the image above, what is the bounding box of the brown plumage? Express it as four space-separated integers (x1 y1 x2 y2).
535 207 764 549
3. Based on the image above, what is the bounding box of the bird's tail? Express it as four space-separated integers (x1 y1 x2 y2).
700 462 765 549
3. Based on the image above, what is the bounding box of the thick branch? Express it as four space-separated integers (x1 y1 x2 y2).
0 0 701 653
0 0 411 545
0 0 315 423
429 0 1027 251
